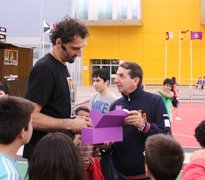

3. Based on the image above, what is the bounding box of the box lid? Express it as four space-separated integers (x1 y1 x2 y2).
91 106 128 128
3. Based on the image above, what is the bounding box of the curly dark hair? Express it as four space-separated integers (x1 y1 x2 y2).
195 120 205 147
50 16 89 45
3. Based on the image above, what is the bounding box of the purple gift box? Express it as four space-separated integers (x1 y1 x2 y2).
81 106 128 144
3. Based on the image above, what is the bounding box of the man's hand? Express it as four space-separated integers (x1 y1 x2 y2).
68 116 93 133
124 110 144 129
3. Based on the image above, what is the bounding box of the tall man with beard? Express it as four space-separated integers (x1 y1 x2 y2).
23 17 92 159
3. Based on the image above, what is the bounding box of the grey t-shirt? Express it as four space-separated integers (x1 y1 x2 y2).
90 92 118 114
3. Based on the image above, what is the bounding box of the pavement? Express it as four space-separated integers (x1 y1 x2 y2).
75 85 205 105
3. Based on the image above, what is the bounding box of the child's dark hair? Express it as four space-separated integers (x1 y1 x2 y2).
0 82 9 94
171 77 176 84
195 120 205 148
145 134 184 180
28 132 85 180
75 106 90 115
0 96 34 144
92 68 110 82
163 78 173 86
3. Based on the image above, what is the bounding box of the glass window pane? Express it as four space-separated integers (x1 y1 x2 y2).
92 66 101 72
117 0 127 19
98 0 112 19
111 66 118 74
74 0 88 20
92 60 101 64
132 0 138 19
33 52 39 59
111 59 119 64
102 60 110 64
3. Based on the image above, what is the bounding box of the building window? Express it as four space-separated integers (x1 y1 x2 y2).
132 0 139 19
74 0 88 19
73 0 142 25
98 0 112 19
91 59 119 85
33 52 39 59
102 60 111 64
117 0 127 19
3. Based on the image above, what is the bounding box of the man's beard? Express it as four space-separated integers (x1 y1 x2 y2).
67 57 76 64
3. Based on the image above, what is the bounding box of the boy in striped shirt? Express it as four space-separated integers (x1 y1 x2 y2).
0 96 34 179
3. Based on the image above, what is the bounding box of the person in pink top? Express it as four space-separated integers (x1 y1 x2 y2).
181 119 205 180
181 150 205 180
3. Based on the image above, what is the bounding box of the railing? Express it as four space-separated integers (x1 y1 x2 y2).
143 83 205 101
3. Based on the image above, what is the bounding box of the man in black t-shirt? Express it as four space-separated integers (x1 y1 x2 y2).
23 17 92 159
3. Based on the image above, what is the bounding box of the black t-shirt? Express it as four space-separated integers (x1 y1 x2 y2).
23 53 73 159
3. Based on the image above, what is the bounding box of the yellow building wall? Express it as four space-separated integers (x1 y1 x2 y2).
82 0 205 85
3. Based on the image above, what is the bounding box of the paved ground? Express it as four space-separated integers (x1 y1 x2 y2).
75 85 205 104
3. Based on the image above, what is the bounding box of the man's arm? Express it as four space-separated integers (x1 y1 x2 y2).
150 97 171 134
32 103 93 133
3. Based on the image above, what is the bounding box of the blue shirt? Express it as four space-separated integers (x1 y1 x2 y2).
0 153 21 180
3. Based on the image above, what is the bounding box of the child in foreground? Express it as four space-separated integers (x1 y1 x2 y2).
27 132 84 180
181 119 205 180
0 96 34 179
74 106 104 180
145 134 184 180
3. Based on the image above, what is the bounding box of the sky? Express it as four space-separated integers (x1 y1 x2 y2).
0 0 73 37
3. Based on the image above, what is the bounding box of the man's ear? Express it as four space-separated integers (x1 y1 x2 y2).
18 128 30 144
105 79 110 85
134 77 140 86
